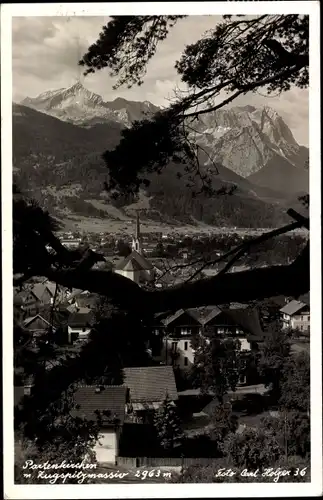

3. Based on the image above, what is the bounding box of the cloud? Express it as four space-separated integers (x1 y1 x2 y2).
12 15 309 145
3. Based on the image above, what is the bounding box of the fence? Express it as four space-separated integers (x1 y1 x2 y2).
116 456 223 468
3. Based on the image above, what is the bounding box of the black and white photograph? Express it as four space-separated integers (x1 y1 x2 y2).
2 2 322 498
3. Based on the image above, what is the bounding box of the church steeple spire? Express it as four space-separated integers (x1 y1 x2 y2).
132 210 143 254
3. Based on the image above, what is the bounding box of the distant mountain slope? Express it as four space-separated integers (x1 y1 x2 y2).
13 103 122 194
248 154 309 195
14 88 309 228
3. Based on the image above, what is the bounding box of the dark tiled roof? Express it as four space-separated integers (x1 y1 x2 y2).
223 308 264 340
23 314 51 329
123 366 178 403
68 312 93 327
72 385 127 425
200 307 222 326
163 309 186 326
163 308 203 326
31 283 51 301
162 306 263 338
115 250 153 271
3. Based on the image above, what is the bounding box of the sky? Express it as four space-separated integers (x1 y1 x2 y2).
12 15 309 146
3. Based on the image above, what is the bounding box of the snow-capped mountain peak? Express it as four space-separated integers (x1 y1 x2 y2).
21 83 159 128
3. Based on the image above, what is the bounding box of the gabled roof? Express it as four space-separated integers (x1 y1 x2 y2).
44 282 61 297
200 306 222 326
72 385 127 425
280 300 308 316
16 289 39 303
223 308 264 340
163 309 186 326
115 250 153 271
67 305 91 314
23 314 52 329
67 289 88 302
163 308 205 327
24 307 69 328
122 258 143 272
123 366 178 403
32 283 52 301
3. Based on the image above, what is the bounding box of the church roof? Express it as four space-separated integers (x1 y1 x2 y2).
122 258 143 272
115 250 153 272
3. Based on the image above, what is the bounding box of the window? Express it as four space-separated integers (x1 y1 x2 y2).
172 342 178 352
184 341 188 351
184 357 188 366
180 328 192 336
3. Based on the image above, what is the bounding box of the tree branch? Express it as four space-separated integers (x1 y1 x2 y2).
184 64 304 118
37 242 309 315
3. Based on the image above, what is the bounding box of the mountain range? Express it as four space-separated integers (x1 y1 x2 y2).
13 82 309 229
21 81 159 128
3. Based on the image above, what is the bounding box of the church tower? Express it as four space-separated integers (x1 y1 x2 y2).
132 211 143 254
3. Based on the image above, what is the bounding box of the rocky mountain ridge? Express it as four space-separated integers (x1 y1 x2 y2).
14 84 309 229
21 81 159 128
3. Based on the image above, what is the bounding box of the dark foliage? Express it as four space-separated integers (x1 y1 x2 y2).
189 334 242 402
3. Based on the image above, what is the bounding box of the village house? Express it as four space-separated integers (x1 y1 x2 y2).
280 294 310 333
148 305 264 384
14 282 67 318
123 366 178 424
72 385 128 465
14 382 128 466
22 307 69 338
151 309 202 370
14 288 41 317
67 311 93 343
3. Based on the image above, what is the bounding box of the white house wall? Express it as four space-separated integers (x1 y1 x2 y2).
153 334 251 370
156 338 195 370
238 338 251 351
67 326 92 342
94 429 118 464
115 269 139 284
282 313 310 332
